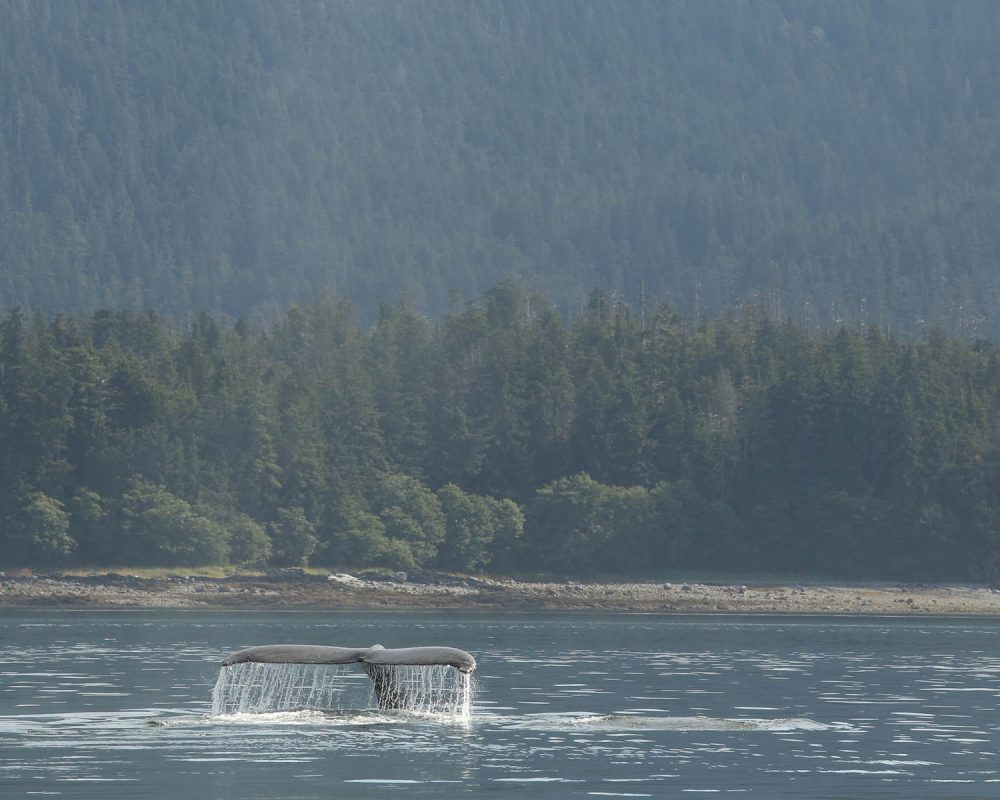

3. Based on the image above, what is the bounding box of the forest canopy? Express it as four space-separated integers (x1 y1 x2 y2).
1 1 1000 334
2 286 1000 581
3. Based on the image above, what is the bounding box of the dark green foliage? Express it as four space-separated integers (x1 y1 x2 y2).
369 474 445 569
484 498 526 573
3 2 1000 335
68 487 107 564
527 474 624 575
437 484 524 572
6 492 75 566
2 288 1000 580
268 507 318 568
325 497 390 567
118 478 228 566
223 513 272 567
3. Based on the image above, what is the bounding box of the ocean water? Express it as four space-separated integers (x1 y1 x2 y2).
1 610 1000 798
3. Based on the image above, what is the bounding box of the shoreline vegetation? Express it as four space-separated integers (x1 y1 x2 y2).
2 570 1000 616
5 289 1000 586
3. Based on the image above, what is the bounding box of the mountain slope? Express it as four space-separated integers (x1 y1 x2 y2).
1 1 999 332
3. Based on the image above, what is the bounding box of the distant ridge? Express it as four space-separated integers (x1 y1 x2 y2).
2 1 1000 335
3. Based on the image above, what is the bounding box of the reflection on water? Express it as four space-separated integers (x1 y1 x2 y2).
2 611 1000 797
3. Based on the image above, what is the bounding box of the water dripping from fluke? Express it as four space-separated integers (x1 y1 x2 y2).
211 644 476 721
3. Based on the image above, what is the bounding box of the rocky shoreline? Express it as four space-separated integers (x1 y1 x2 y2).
2 570 1000 615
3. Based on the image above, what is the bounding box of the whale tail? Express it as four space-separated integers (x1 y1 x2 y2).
220 643 476 710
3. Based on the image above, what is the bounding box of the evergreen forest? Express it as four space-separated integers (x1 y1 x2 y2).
2 0 1000 334
3 286 1000 580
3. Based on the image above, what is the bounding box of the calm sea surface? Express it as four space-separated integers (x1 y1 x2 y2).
2 610 1000 798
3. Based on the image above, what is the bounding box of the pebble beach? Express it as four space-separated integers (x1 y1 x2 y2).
3 571 1000 615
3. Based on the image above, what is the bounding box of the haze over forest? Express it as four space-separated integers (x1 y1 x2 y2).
3 1 1000 579
2 0 1000 333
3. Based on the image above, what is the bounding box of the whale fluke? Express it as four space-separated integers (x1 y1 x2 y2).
220 643 476 711
221 643 476 673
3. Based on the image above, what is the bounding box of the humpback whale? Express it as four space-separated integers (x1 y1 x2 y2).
220 643 476 710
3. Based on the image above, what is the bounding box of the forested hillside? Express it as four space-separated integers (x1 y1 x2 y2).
3 286 1000 579
2 1 1000 333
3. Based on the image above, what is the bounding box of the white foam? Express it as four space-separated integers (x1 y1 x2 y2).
500 713 844 733
210 662 473 721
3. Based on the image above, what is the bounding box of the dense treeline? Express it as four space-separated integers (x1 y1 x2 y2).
2 1 1000 333
3 284 1000 580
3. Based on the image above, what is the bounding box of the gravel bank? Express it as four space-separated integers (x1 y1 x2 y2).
2 572 1000 615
